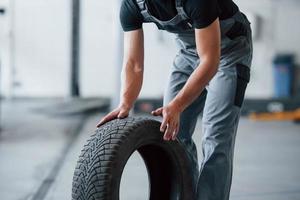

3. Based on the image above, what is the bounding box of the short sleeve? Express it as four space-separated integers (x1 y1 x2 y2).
185 0 220 29
120 0 144 32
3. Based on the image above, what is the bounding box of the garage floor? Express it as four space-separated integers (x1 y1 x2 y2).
0 99 300 200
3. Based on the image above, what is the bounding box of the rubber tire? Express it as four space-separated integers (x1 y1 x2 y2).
72 117 194 200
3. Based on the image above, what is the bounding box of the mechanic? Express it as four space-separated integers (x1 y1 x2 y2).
97 0 253 199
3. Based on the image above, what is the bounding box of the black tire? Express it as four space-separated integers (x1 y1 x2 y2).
72 117 194 200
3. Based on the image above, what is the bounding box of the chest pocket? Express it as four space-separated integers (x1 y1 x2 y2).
153 19 194 33
137 0 194 33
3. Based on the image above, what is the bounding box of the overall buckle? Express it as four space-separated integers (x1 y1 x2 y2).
136 0 146 11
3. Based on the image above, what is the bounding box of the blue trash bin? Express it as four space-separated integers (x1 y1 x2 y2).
273 54 295 98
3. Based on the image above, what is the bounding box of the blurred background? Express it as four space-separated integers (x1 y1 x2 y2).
0 0 299 200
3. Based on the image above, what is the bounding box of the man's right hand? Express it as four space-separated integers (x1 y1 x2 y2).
96 105 130 128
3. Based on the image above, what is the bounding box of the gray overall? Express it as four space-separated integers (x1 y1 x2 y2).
137 0 253 199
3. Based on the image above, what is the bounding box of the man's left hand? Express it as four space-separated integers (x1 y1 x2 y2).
151 103 182 141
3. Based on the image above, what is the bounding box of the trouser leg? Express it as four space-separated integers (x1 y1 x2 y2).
195 10 253 200
163 56 206 195
196 64 249 200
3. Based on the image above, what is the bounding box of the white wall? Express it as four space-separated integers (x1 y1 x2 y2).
0 0 11 97
79 1 115 97
236 0 300 98
1 0 300 98
273 0 300 59
0 0 71 97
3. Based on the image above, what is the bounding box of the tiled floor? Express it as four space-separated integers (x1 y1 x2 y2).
0 99 299 200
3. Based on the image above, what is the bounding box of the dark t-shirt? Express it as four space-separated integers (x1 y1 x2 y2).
120 0 239 32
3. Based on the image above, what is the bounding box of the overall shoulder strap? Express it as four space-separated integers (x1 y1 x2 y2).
175 0 189 19
136 0 152 20
136 0 146 10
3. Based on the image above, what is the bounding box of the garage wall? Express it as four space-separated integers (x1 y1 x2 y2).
0 0 11 97
0 0 300 98
0 0 71 97
79 1 115 97
236 0 300 98
81 0 300 98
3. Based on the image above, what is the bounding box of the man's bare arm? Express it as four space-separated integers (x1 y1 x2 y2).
152 18 221 140
169 19 221 112
120 29 144 109
97 29 144 127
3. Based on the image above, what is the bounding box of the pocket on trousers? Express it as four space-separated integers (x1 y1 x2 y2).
234 64 250 107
